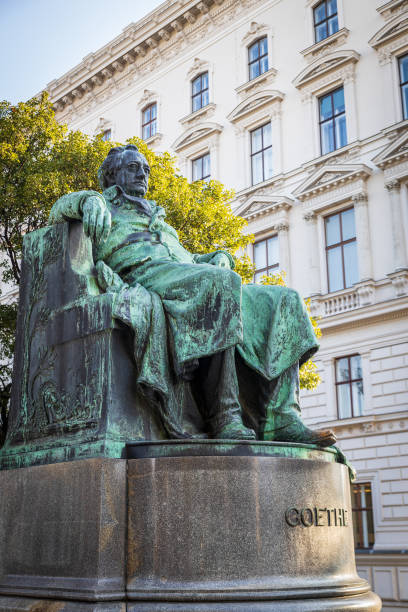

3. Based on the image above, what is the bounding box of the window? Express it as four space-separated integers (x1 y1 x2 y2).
335 354 363 419
101 129 111 141
251 123 272 185
313 0 338 43
399 54 408 120
192 153 210 181
253 236 279 283
325 207 358 292
248 37 268 81
192 72 209 113
319 87 347 155
351 482 374 549
142 103 157 140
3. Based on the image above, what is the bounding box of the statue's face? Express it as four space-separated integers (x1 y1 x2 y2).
115 149 150 197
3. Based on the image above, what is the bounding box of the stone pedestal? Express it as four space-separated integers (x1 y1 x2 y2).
0 443 381 611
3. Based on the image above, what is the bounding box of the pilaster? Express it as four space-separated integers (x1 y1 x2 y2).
303 211 321 296
385 179 408 271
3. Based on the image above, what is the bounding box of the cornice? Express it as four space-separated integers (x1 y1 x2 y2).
356 552 408 563
235 68 278 96
234 195 293 220
172 121 223 152
377 0 408 20
369 11 408 51
48 0 262 117
179 102 216 126
372 127 408 169
300 28 350 62
315 410 408 438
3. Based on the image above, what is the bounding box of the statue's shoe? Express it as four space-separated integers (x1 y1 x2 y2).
266 418 337 448
214 421 256 440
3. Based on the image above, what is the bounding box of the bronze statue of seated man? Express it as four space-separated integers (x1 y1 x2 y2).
49 144 336 447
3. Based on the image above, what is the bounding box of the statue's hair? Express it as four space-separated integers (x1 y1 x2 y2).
97 144 147 189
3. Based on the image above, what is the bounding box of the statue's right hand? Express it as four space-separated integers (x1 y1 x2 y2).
82 195 111 244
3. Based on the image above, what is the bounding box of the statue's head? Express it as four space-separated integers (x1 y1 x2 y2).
98 144 150 197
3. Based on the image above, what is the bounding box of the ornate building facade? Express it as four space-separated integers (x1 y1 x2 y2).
40 0 408 608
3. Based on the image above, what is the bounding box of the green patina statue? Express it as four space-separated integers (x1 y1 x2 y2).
47 144 335 447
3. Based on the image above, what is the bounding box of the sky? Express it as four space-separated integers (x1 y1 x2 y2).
1 0 164 105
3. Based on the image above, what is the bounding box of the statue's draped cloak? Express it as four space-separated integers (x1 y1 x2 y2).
49 187 318 436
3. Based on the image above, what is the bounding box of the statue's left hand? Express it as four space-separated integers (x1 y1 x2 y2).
209 253 231 268
96 261 125 293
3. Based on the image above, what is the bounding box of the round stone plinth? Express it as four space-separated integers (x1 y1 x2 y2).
126 441 381 611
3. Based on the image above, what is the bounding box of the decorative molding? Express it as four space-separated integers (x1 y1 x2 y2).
137 88 158 110
351 192 369 205
303 211 317 223
369 11 408 50
387 269 408 296
143 132 163 147
234 195 293 220
172 121 223 153
186 56 209 79
300 28 350 62
377 0 408 20
227 89 284 124
235 67 278 96
292 49 360 91
93 116 112 136
385 178 402 192
180 102 216 126
325 412 408 437
355 280 376 307
294 163 372 202
372 129 408 170
241 21 268 45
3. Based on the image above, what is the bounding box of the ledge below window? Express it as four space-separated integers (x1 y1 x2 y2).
179 103 216 126
301 28 350 61
235 68 277 96
143 132 163 147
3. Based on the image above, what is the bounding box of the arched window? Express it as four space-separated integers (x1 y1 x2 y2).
191 72 209 112
142 103 157 140
248 37 268 81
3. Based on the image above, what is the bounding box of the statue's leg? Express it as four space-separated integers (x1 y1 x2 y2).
262 363 336 447
191 348 256 440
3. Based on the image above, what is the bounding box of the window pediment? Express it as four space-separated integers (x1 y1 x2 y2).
369 12 408 49
186 57 210 80
234 195 293 221
294 163 372 201
293 50 360 90
172 122 223 153
377 0 408 21
242 21 268 45
94 116 112 136
372 129 408 168
138 89 157 110
227 90 284 124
